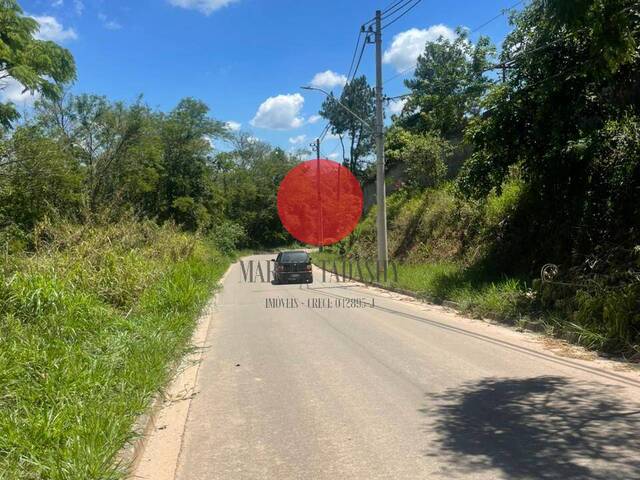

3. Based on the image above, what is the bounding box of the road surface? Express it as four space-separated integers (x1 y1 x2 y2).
171 254 640 479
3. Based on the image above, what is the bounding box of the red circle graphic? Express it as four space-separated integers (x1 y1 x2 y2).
277 159 363 246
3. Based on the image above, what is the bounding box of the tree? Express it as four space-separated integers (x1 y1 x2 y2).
319 75 375 177
221 137 296 246
458 0 640 270
385 126 449 188
159 98 228 230
401 29 495 138
0 125 82 229
0 0 76 130
33 95 233 229
36 94 162 215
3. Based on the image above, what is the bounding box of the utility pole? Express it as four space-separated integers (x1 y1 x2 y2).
314 138 325 251
374 9 388 273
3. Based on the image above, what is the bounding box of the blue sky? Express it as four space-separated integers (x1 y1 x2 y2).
10 0 523 157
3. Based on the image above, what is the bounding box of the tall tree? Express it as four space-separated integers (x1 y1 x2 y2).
220 135 296 246
159 98 228 230
401 29 495 138
319 75 375 177
459 0 640 270
0 0 75 130
35 94 158 214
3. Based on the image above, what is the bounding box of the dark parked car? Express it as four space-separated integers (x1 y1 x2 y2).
273 251 313 284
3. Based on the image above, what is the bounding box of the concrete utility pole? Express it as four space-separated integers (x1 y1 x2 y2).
313 137 324 251
301 20 389 267
374 9 389 272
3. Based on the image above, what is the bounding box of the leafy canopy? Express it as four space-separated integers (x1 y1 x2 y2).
401 28 495 138
458 0 640 268
0 0 76 129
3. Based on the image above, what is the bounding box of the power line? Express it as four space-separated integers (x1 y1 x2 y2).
382 3 636 121
483 34 572 73
350 36 369 82
316 29 369 149
386 55 592 118
385 93 411 101
481 62 586 115
481 5 631 73
382 0 409 15
346 30 363 81
383 64 415 86
470 0 525 33
315 22 368 150
319 123 331 142
383 0 423 30
313 0 426 153
321 141 341 161
368 0 417 24
382 0 419 21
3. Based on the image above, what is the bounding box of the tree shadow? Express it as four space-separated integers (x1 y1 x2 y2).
421 376 640 479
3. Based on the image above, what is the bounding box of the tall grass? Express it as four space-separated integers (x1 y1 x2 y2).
312 251 530 324
0 221 230 479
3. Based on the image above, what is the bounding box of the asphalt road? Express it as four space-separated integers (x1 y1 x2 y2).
174 255 640 480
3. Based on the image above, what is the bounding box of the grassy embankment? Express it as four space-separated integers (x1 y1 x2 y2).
314 181 639 358
313 250 529 326
0 221 231 479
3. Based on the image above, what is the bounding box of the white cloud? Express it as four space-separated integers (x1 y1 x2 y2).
168 0 239 15
309 70 347 90
250 93 304 130
388 98 407 115
225 121 241 131
30 15 78 42
383 25 456 72
98 13 122 30
328 152 340 160
74 0 84 16
289 134 306 145
0 75 40 106
52 0 64 7
307 114 321 124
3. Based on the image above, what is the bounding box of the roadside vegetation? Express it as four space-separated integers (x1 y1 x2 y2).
0 221 231 478
319 0 639 358
0 1 299 477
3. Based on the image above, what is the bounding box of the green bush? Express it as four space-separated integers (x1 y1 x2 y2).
210 219 248 255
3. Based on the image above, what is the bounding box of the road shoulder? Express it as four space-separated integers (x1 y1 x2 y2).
127 264 233 480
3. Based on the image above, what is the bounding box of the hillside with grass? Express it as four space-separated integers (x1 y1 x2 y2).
318 177 639 357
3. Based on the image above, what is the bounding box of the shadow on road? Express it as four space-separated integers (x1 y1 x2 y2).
421 376 640 479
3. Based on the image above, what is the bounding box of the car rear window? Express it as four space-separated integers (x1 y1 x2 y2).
280 252 309 263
